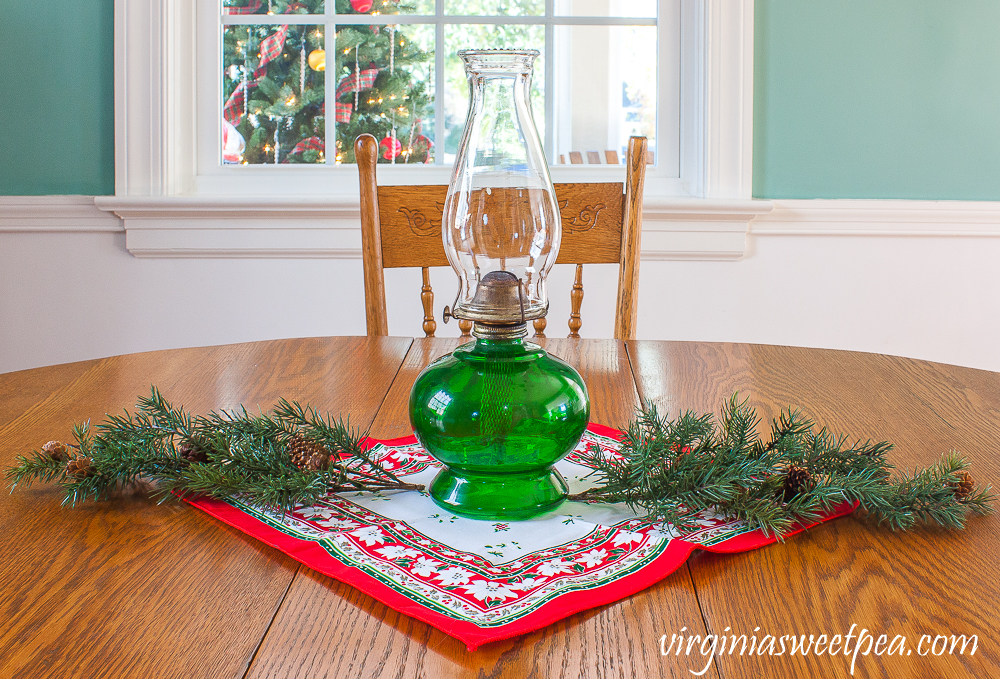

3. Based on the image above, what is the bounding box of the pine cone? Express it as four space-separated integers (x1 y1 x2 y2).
42 440 70 462
66 456 94 479
288 433 330 471
178 441 209 464
950 471 975 501
782 465 812 502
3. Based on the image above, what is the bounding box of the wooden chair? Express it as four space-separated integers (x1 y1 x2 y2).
559 149 655 165
357 134 648 340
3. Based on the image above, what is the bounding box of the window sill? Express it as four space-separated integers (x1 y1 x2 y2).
93 194 773 260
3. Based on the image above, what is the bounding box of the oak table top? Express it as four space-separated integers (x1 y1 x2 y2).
0 337 996 679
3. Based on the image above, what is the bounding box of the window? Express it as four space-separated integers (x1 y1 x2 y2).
217 1 658 169
100 0 764 260
204 0 668 194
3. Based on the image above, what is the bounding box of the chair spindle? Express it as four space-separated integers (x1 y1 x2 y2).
420 267 436 337
459 319 473 339
533 317 547 338
568 263 584 338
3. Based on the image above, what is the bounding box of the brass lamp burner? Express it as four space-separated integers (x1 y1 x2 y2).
445 271 538 340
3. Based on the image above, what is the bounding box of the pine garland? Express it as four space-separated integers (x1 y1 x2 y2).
568 396 994 536
5 390 994 536
5 388 421 511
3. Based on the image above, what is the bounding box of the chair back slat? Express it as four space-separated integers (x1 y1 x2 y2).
377 185 450 268
376 182 624 267
554 183 624 264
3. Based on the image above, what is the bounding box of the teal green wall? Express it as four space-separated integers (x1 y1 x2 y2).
0 0 114 195
5 2 1000 199
754 0 1000 200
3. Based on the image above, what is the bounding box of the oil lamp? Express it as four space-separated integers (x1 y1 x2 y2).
409 49 590 520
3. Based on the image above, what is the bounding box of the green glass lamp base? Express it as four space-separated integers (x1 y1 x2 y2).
429 466 569 520
410 334 589 522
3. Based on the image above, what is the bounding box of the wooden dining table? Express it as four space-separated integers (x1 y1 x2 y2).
1 336 997 678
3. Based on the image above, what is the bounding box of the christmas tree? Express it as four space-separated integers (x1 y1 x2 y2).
222 0 434 165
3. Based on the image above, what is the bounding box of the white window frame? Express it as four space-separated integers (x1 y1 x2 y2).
96 0 772 260
213 4 661 166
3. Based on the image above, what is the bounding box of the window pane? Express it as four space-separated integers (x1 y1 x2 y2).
553 0 656 18
443 24 545 163
224 0 325 16
551 24 656 165
222 24 326 164
333 24 436 164
444 0 544 16
337 0 435 16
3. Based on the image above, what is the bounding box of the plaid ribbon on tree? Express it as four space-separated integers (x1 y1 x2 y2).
254 25 289 79
224 0 262 14
335 102 353 123
287 136 324 158
223 82 247 125
335 68 379 100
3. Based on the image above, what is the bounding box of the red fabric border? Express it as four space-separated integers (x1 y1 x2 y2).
184 424 855 650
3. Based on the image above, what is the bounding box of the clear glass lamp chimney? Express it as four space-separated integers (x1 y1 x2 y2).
443 49 561 325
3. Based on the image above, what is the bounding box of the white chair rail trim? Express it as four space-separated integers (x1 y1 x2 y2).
752 199 1000 237
88 195 773 260
12 196 1000 259
0 196 123 232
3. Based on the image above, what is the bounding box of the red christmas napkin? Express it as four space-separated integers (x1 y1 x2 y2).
186 424 853 650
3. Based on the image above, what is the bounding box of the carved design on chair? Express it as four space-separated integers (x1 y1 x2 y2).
398 207 441 237
558 201 607 234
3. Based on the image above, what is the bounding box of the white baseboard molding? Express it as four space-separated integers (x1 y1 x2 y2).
754 199 1000 236
0 196 123 232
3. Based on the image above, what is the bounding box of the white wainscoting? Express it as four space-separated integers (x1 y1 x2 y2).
2 197 999 375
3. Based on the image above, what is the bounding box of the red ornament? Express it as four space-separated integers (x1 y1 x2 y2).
380 135 402 160
350 0 373 12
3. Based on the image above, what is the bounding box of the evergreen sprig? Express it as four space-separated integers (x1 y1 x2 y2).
5 391 994 538
568 395 994 536
5 387 422 512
